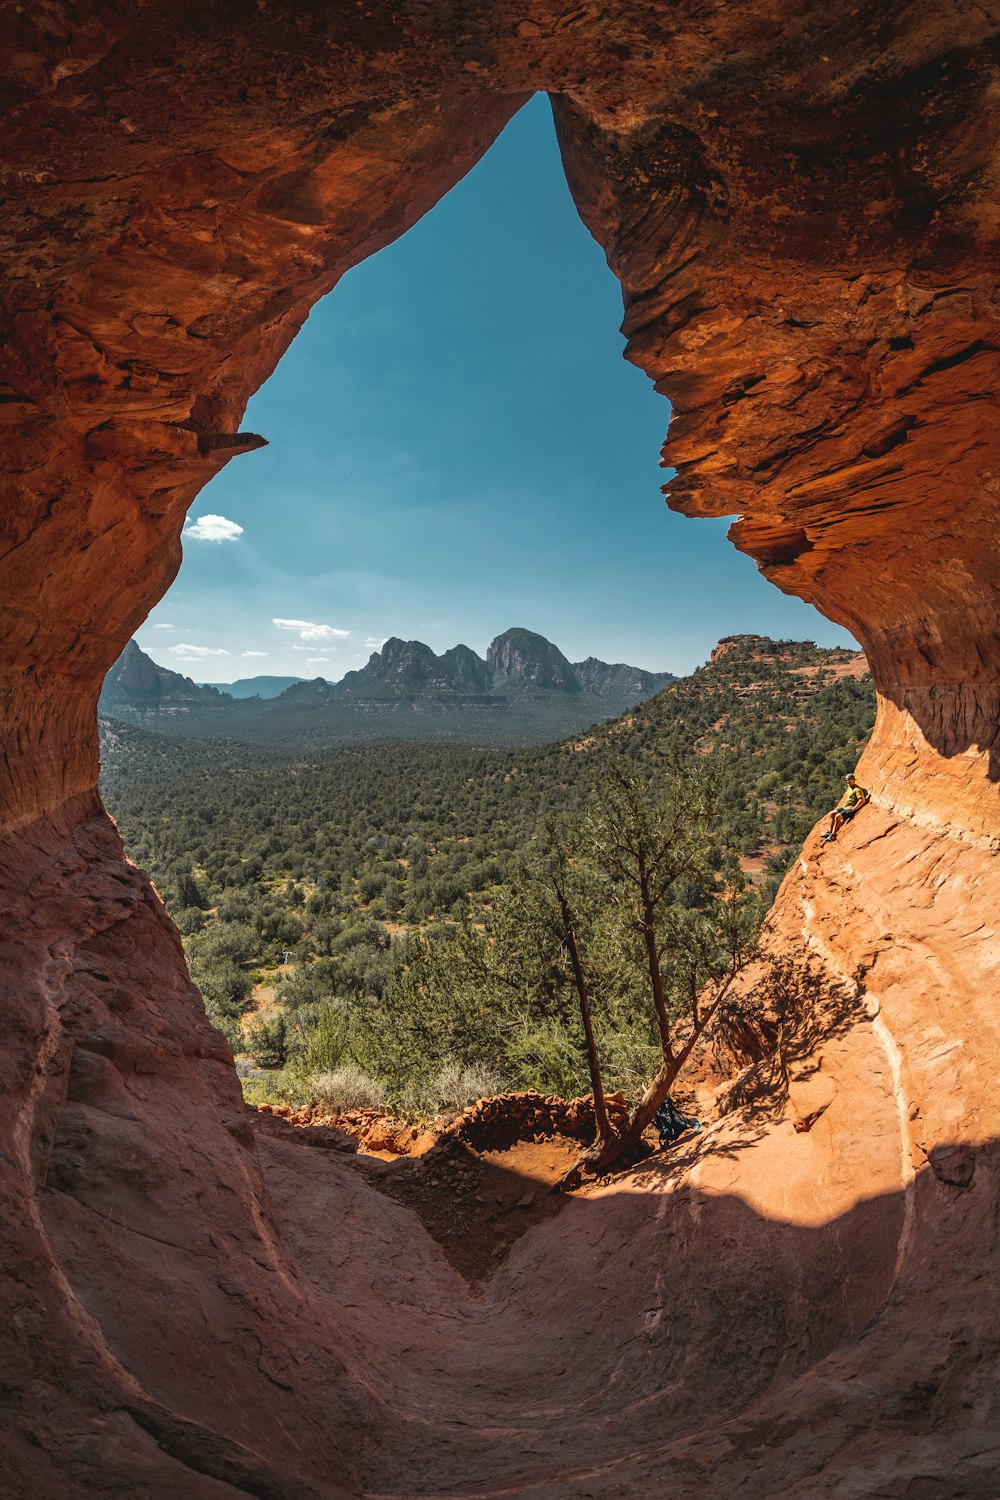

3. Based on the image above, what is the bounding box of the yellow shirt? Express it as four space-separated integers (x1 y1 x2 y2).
845 784 867 808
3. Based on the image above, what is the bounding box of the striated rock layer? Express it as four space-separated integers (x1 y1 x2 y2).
1 3 998 1496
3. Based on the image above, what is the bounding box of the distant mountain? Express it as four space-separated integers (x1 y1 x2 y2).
487 627 581 694
334 637 493 699
572 656 675 700
100 641 234 722
204 675 305 700
323 628 672 702
99 632 677 748
439 643 494 694
275 678 339 706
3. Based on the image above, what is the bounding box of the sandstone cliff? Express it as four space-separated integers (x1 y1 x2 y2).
1 4 998 1497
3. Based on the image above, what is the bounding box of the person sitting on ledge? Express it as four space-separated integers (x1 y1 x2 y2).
820 774 870 844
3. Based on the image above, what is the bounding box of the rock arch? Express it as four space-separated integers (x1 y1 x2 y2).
2 5 998 1495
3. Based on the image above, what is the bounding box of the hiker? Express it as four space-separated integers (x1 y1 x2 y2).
820 774 870 844
653 1095 700 1149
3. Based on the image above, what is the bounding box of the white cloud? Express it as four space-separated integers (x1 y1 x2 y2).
273 617 351 642
152 623 175 631
167 643 231 658
183 514 244 543
241 650 268 658
305 656 331 665
364 636 387 650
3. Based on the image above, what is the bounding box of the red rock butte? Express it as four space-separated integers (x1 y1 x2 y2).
2 4 998 1496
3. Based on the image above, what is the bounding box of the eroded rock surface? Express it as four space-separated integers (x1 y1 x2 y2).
1 3 998 1496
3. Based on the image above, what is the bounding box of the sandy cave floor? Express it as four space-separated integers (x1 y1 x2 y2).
250 1022 907 1499
257 1114 658 1285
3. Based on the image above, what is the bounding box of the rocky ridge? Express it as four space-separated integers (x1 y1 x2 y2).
99 631 676 738
332 626 674 701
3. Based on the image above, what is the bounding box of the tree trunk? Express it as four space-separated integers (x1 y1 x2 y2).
639 871 674 1061
556 967 739 1187
555 883 613 1146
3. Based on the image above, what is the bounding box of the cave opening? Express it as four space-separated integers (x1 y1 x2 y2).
96 90 871 1161
3 13 999 1496
86 90 899 1488
130 93 857 691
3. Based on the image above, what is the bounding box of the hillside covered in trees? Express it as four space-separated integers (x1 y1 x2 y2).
99 635 875 1115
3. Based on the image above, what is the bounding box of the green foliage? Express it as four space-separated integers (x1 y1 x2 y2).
308 1065 386 1113
191 960 252 1047
352 759 764 1108
344 922 513 1110
245 1017 288 1069
99 637 875 1112
396 1060 506 1118
504 1016 588 1097
240 1071 313 1109
303 1001 350 1075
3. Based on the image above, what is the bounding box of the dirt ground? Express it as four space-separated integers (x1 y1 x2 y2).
254 1099 697 1283
361 1134 588 1282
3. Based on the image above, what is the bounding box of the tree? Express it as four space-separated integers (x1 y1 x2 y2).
585 760 714 1062
494 821 616 1144
381 756 762 1163
554 759 762 1181
245 1017 288 1069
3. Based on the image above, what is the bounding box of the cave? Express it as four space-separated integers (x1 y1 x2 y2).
2 5 999 1496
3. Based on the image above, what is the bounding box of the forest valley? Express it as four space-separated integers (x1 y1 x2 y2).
100 635 874 1174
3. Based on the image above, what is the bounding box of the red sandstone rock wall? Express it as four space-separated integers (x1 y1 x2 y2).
1 4 998 1496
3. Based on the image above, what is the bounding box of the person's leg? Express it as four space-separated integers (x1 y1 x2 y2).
823 809 844 841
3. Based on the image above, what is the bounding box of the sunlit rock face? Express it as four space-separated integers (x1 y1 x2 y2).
1 4 998 1496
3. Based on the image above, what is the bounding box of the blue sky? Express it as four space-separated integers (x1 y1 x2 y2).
139 95 857 683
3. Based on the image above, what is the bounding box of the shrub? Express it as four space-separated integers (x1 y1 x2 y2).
241 1072 312 1109
174 905 208 935
304 1000 350 1074
308 1065 386 1113
196 960 252 1012
505 1018 586 1098
244 1017 288 1069
397 1059 505 1120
